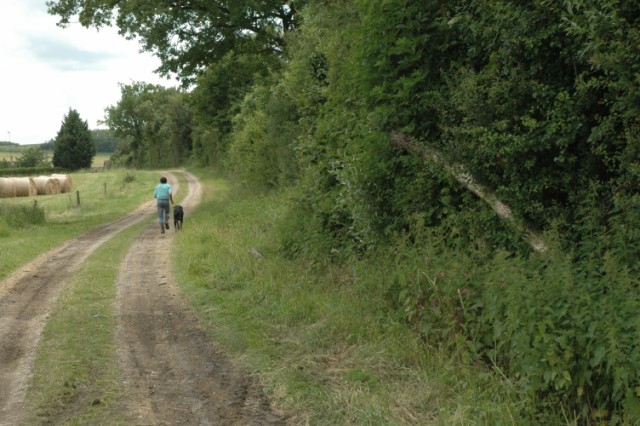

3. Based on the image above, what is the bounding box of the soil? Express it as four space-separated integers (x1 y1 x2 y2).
0 171 285 425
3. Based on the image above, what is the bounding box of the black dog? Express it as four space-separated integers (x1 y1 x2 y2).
173 205 184 231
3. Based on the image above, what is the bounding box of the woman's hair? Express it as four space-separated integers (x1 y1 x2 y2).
160 176 167 184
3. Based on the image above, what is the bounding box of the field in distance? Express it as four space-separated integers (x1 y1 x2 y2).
0 147 111 169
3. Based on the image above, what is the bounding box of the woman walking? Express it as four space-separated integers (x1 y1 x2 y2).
153 176 174 234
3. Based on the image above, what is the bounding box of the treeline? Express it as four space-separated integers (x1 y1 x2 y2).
49 0 640 422
40 129 122 153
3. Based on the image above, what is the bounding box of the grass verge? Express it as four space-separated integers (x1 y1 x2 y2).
173 169 526 424
22 219 148 425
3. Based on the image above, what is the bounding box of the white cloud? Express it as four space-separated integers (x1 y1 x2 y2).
0 1 176 145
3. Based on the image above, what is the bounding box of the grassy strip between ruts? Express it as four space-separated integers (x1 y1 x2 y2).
22 219 148 425
173 169 526 425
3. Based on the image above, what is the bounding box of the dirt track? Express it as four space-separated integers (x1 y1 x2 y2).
0 171 284 425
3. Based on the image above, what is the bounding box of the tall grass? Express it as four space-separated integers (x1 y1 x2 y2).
173 170 526 424
0 202 45 232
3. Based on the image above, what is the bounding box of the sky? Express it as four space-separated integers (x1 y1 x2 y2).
0 0 177 145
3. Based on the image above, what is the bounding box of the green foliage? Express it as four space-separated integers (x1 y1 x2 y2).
17 146 51 168
189 52 278 169
38 139 55 151
280 1 512 253
370 0 640 258
91 129 122 153
0 141 20 148
52 108 95 170
47 0 305 83
0 166 63 176
105 82 192 168
380 224 640 423
466 248 640 424
188 125 220 168
227 74 301 189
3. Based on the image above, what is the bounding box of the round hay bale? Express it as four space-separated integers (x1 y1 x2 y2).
48 177 61 194
34 176 57 195
51 174 72 193
13 177 37 197
0 177 15 197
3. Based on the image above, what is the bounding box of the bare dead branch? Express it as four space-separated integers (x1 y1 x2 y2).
391 131 547 253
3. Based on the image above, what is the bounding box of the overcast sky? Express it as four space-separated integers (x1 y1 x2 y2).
0 0 176 145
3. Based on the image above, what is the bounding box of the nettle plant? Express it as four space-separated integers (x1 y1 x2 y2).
429 243 640 424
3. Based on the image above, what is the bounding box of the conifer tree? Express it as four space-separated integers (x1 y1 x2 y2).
52 108 95 170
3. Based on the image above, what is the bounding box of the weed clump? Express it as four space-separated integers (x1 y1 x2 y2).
383 233 640 424
0 202 45 232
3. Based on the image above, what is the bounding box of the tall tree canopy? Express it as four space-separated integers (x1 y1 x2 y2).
52 108 95 170
104 82 192 168
92 129 122 153
46 0 305 82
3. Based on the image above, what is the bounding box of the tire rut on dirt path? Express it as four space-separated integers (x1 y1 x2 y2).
0 192 156 426
116 171 285 425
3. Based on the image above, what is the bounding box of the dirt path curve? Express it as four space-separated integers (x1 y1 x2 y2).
0 171 285 425
116 171 284 425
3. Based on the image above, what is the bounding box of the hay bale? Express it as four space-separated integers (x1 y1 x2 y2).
48 177 61 194
34 176 58 195
0 177 15 197
13 177 37 197
51 174 72 193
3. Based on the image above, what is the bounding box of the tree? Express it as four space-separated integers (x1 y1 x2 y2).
103 82 156 167
162 91 193 165
46 0 305 82
92 129 122 152
188 51 279 166
17 147 51 168
104 82 192 168
52 108 95 170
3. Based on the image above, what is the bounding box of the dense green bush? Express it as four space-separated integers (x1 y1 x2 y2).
189 52 280 170
354 0 640 263
267 1 640 421
471 249 640 423
382 229 640 423
227 74 301 190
